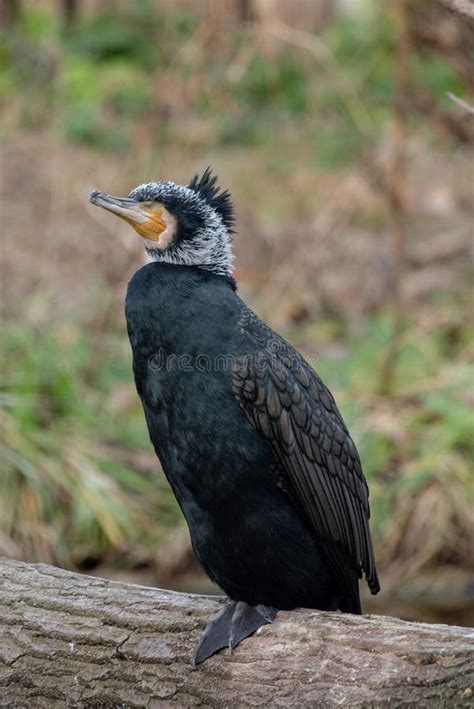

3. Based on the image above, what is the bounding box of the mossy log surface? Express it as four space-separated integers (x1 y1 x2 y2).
0 558 473 707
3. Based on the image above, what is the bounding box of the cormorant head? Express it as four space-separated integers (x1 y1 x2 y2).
89 168 235 277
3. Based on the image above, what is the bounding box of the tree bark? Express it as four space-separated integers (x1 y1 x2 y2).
0 558 473 707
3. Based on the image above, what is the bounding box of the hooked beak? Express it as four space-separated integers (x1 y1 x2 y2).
89 190 166 241
89 190 149 225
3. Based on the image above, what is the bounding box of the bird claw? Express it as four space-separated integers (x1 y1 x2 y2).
193 600 277 666
228 601 276 652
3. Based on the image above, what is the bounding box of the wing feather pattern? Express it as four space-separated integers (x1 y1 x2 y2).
233 306 380 603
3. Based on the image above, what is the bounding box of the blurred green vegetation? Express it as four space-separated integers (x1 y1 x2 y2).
0 2 468 161
1 313 180 568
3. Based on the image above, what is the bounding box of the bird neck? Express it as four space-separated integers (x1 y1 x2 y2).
145 221 234 278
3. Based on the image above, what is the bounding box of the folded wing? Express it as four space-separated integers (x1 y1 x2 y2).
233 307 380 606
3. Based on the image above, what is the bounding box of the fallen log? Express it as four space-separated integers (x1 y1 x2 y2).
0 558 473 707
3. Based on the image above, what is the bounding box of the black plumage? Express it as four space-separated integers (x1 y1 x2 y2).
187 166 235 231
90 170 380 666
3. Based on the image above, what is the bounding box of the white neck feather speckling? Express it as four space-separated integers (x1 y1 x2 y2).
129 182 234 278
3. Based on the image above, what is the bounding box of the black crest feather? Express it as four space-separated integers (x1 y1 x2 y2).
188 167 235 231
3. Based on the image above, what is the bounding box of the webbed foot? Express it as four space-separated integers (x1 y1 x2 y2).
193 600 276 666
192 601 236 667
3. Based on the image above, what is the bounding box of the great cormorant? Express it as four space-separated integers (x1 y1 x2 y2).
89 169 380 665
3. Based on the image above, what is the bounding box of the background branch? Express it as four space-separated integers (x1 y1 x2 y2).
437 0 474 21
446 91 474 115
